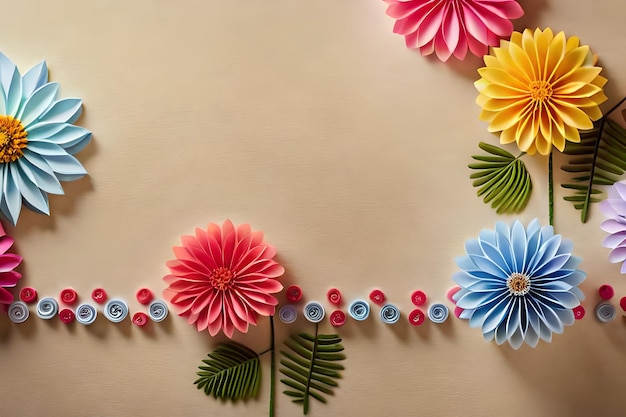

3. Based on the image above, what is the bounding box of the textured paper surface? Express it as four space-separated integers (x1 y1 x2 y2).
1 1 626 416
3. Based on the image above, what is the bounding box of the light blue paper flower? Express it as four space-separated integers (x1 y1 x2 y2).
452 218 585 349
599 180 626 273
0 52 91 224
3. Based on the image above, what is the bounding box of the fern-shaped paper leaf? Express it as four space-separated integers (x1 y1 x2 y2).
469 141 532 214
280 332 345 415
561 118 626 222
194 342 261 401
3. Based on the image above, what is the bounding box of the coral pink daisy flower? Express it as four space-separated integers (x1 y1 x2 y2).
385 0 524 61
163 220 284 338
0 222 22 304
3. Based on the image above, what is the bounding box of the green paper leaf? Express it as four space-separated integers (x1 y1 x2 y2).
280 331 345 415
469 141 532 214
193 342 261 402
561 118 626 223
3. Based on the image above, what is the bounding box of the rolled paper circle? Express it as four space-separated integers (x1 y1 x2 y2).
75 303 97 325
327 288 342 306
136 288 154 305
369 289 385 305
19 287 38 303
91 288 107 304
286 285 303 303
446 286 461 303
598 284 614 300
59 308 76 324
303 301 325 323
36 297 59 320
330 310 346 327
60 288 78 305
428 303 449 324
411 290 427 306
621 296 626 312
148 300 169 322
104 299 129 323
596 302 616 323
348 300 370 321
278 305 297 324
573 305 585 320
133 312 149 326
408 308 425 325
8 301 29 323
380 303 400 324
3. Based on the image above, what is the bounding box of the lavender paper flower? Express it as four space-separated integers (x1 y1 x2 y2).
0 52 91 225
599 180 626 272
453 218 585 349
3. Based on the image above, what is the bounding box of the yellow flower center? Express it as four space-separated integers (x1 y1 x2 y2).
529 80 553 103
0 115 28 163
506 272 531 296
209 266 235 291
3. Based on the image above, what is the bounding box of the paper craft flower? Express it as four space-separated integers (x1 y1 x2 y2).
599 181 626 273
384 0 524 61
163 220 285 338
453 218 585 349
0 222 22 304
0 52 92 225
475 28 608 155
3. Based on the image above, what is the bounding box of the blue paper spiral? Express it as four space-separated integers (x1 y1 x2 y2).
348 300 370 321
104 299 129 323
303 301 325 323
75 303 97 325
428 303 449 323
380 303 400 324
279 305 297 324
36 297 59 320
148 300 169 322
8 301 29 323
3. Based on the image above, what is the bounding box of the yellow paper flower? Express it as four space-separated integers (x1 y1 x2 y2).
475 28 608 155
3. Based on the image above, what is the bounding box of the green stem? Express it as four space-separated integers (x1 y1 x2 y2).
269 315 275 417
549 151 554 227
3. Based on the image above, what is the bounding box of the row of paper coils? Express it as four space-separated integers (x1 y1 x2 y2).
6 298 169 325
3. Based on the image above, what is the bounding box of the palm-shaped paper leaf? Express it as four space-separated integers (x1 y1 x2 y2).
280 332 345 415
469 142 532 214
194 342 261 401
561 118 626 223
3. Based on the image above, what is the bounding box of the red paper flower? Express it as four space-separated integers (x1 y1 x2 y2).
385 0 524 61
163 220 285 338
0 223 22 304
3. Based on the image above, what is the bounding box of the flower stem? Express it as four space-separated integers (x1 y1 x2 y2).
269 314 275 417
549 151 554 227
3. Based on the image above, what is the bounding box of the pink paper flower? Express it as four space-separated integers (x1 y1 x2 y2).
163 220 284 338
0 222 23 304
385 0 524 61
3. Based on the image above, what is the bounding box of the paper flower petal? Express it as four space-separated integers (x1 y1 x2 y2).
385 0 523 61
600 180 626 272
475 28 607 155
163 220 284 338
0 52 91 224
453 218 585 349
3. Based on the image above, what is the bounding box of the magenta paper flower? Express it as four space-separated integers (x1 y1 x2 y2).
385 0 524 61
163 220 285 338
0 222 22 304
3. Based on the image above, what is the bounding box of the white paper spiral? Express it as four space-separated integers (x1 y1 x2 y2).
8 301 29 323
279 305 297 324
348 300 370 321
148 300 168 322
36 297 58 320
380 303 400 324
596 302 616 323
75 303 97 325
428 303 449 323
104 299 129 323
303 301 325 323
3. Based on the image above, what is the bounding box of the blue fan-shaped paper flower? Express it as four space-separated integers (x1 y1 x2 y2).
452 218 585 349
0 52 91 224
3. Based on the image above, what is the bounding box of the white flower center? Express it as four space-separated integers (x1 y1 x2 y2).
506 272 530 296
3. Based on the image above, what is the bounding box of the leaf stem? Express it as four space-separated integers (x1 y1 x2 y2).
549 151 554 227
581 95 626 223
269 314 275 417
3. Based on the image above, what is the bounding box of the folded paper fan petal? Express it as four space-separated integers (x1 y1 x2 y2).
385 0 524 61
162 220 285 338
0 228 21 304
453 218 585 349
475 28 607 155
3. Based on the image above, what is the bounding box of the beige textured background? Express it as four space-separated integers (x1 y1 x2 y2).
1 1 625 416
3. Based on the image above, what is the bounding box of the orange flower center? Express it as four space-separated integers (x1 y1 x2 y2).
529 80 552 103
506 272 530 296
0 115 27 163
209 266 235 291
